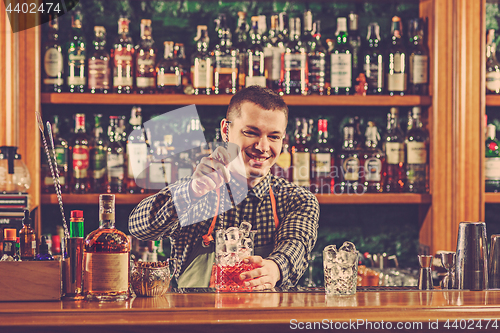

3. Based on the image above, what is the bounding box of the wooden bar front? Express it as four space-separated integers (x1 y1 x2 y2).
2 290 500 332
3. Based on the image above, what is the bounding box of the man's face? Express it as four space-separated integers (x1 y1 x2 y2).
222 102 287 186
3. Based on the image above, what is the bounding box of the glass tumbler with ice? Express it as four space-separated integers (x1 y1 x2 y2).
323 241 359 295
215 223 258 292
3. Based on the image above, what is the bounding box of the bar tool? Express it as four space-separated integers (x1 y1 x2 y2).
418 255 433 290
440 252 456 289
489 234 500 289
455 222 488 290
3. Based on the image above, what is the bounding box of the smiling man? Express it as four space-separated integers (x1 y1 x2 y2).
129 86 319 290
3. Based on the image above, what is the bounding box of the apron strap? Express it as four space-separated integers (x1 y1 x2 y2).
202 187 220 246
269 185 279 229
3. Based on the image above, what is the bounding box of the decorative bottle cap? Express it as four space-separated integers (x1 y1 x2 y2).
71 210 83 218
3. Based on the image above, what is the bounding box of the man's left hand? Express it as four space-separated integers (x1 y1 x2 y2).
239 256 281 291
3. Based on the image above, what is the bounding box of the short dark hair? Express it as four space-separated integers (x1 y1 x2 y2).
226 86 289 123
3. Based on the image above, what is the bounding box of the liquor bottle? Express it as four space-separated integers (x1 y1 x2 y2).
66 10 86 93
90 114 107 193
70 113 91 193
307 19 326 95
258 15 268 46
191 25 213 95
363 23 384 94
310 119 334 194
157 41 182 93
88 26 111 94
106 116 126 193
282 17 308 95
19 210 36 261
387 16 407 96
348 12 362 87
486 123 500 192
174 43 189 90
112 16 134 94
486 29 500 94
330 17 353 95
264 13 287 91
408 18 429 95
127 107 148 193
42 115 69 193
383 108 405 192
338 118 362 194
149 134 176 189
70 210 84 238
135 19 157 94
83 194 130 301
213 14 239 94
43 14 64 93
362 121 385 193
245 16 266 87
292 118 311 188
2 229 16 257
235 11 249 89
271 133 292 181
405 107 429 192
35 236 54 261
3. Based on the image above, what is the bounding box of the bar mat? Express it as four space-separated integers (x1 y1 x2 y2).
173 286 419 293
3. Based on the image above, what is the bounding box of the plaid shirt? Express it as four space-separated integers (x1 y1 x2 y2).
128 172 319 287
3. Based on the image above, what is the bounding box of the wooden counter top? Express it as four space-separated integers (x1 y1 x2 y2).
2 290 500 332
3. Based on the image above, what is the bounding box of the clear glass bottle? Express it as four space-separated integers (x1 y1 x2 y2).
387 16 407 96
66 10 86 93
292 118 311 188
362 121 385 193
135 19 157 94
213 14 239 94
486 123 500 192
383 107 405 192
271 133 292 181
245 16 266 87
88 26 110 94
90 114 107 193
348 12 362 88
70 113 91 193
191 25 213 95
307 20 326 95
127 106 148 193
405 107 429 192
363 23 384 94
330 17 353 95
43 14 64 93
35 235 54 261
264 13 288 91
408 18 429 95
337 118 362 194
234 11 249 89
112 16 134 94
157 41 182 93
20 210 36 261
42 115 69 193
486 29 500 94
310 119 334 194
83 194 130 301
106 116 126 193
281 17 308 95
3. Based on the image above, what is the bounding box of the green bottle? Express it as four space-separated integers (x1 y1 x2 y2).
486 124 500 192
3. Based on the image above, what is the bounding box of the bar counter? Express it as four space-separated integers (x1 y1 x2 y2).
2 289 500 332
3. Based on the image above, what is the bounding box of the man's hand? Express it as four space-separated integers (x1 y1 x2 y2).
190 146 231 199
240 256 281 291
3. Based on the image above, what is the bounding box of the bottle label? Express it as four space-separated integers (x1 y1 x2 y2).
410 54 428 84
113 49 133 88
264 46 285 81
486 157 500 180
215 55 238 74
137 56 155 67
343 157 359 181
149 161 172 185
88 59 110 89
284 53 307 71
407 141 427 164
157 73 181 86
136 77 155 88
292 152 310 186
330 53 352 88
245 76 267 87
73 145 89 178
192 59 213 88
275 151 291 170
364 62 383 89
248 52 264 77
388 73 406 91
67 75 86 86
44 176 66 186
308 55 326 85
107 153 125 179
55 146 68 167
385 142 404 164
486 71 500 92
68 53 85 62
313 153 331 174
83 253 129 293
67 50 86 86
31 240 36 249
44 48 63 77
91 147 106 180
127 142 148 180
364 157 382 182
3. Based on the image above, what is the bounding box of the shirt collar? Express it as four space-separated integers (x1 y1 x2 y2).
249 173 271 199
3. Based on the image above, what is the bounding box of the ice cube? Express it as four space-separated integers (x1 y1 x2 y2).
338 250 357 267
225 227 240 242
339 241 356 253
323 245 338 262
243 237 254 251
238 221 252 237
215 230 226 253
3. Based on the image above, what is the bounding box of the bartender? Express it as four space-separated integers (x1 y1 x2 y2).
129 86 319 290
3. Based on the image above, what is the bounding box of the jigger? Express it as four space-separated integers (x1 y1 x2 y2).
440 252 456 289
455 222 488 290
418 255 434 290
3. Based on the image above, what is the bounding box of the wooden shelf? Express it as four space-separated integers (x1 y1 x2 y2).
486 95 500 106
41 93 432 107
41 193 431 205
485 193 500 203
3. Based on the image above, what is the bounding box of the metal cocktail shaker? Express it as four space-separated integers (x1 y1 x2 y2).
455 222 488 290
488 234 500 289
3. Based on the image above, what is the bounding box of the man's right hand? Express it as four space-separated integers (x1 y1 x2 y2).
189 146 232 199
